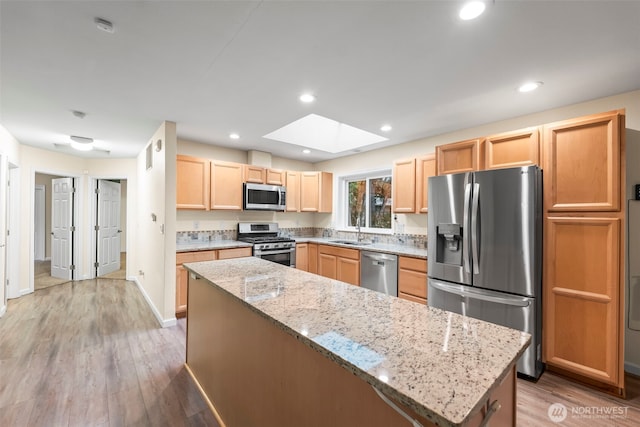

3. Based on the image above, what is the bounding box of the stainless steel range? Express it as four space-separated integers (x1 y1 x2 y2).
237 222 296 267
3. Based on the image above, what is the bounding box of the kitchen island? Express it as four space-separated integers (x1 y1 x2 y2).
184 257 530 427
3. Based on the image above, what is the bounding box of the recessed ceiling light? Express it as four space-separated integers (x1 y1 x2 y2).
459 1 486 20
299 93 316 103
94 17 115 33
380 124 392 132
518 81 543 93
302 149 311 154
229 133 240 140
70 135 94 151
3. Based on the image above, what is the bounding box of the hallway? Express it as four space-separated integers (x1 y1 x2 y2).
0 278 218 427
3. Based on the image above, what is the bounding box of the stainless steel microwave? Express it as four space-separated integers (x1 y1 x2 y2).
243 183 286 211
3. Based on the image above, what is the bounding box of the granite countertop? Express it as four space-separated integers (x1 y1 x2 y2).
184 257 530 427
295 237 428 259
176 239 252 253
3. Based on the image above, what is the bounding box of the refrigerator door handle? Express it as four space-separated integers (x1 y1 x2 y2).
471 182 480 273
430 280 530 307
463 182 472 273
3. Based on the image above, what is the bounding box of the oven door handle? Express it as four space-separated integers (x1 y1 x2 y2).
255 248 295 256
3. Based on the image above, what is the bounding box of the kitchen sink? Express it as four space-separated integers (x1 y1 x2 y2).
329 239 372 246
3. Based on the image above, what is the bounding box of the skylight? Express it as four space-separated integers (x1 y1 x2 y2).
263 114 388 154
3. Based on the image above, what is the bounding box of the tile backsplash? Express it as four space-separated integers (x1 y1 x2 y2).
177 227 427 248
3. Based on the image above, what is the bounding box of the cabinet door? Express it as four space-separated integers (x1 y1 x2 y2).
337 257 360 286
399 292 426 305
296 243 308 271
285 171 301 212
543 111 621 212
266 168 286 185
244 165 265 184
436 138 484 175
308 243 318 274
300 172 320 212
218 247 252 260
485 127 540 170
415 154 436 213
176 265 188 317
211 160 244 210
176 155 210 210
544 216 620 386
392 158 416 213
318 253 337 279
318 172 333 213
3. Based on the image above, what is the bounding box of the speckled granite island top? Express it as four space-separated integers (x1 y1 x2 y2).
184 257 530 427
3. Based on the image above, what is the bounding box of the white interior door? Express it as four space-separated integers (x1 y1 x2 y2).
51 177 73 280
34 185 45 261
97 180 121 276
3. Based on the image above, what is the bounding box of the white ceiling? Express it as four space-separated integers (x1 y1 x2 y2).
1 1 639 162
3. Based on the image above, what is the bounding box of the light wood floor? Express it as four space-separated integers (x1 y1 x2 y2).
0 278 219 427
1 279 639 426
35 253 127 291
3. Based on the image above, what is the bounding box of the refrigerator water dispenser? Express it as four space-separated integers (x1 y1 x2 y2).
436 223 463 265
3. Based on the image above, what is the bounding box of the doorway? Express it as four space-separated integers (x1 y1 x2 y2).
91 178 127 280
34 173 74 291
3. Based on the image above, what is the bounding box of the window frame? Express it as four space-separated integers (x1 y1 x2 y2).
337 168 394 235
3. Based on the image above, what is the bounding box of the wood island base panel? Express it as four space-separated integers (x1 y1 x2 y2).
184 258 528 427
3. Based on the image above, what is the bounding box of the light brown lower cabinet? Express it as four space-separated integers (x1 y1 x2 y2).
544 216 623 392
398 256 427 304
308 243 318 274
318 244 360 286
175 247 252 317
296 243 308 271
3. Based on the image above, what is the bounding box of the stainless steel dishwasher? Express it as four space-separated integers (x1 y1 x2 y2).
360 251 398 296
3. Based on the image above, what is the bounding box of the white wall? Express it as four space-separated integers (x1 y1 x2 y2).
0 125 20 316
133 121 177 326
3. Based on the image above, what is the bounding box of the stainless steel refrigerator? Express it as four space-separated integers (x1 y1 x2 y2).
427 165 543 379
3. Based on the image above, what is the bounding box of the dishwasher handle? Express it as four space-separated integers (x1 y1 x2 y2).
362 252 397 262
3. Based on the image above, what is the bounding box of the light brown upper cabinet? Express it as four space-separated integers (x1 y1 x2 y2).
285 171 301 212
176 155 210 210
211 160 244 210
543 111 622 212
415 154 437 213
300 172 333 213
243 165 265 183
392 158 416 213
392 154 437 214
485 127 540 170
266 168 286 185
436 138 484 175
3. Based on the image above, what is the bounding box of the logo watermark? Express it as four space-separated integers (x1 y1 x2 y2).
547 402 629 423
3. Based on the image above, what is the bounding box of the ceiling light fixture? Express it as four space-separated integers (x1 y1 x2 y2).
380 124 392 132
302 149 311 154
70 135 94 151
94 17 115 33
459 1 486 20
229 133 240 140
299 93 316 103
518 81 543 93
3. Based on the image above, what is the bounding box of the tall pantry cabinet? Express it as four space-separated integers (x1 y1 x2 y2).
543 110 625 395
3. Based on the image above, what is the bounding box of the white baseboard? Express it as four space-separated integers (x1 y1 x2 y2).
624 361 640 377
0 304 6 317
132 277 177 328
19 288 33 297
